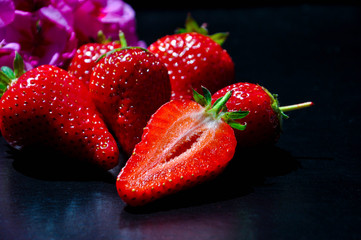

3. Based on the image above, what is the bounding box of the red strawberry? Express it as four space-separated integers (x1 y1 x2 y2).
68 31 123 88
0 54 119 170
116 87 248 206
89 44 171 155
148 14 234 100
212 82 313 148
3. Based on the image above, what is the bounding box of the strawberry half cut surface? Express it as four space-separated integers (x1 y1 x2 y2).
116 87 248 206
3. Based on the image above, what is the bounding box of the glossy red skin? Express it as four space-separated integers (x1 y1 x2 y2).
0 65 119 170
212 82 281 148
89 48 171 155
116 100 237 206
68 42 122 88
148 32 234 100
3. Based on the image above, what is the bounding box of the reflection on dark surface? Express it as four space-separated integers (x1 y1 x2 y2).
0 134 298 239
8 145 118 182
124 146 298 213
118 146 298 239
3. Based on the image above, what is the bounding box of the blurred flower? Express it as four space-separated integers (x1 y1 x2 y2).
0 0 144 69
71 0 146 47
0 0 15 28
0 8 77 69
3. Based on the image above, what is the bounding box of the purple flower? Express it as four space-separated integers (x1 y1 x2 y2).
0 0 144 69
71 0 145 47
0 8 77 69
0 0 15 28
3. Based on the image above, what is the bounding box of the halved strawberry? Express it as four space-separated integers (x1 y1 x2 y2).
116 87 248 206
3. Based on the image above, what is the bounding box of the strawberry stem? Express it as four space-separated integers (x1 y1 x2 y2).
209 90 233 117
279 102 314 112
95 32 148 63
193 87 248 131
119 31 128 48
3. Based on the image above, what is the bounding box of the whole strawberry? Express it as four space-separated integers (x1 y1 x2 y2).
89 44 171 155
116 87 248 206
0 54 119 170
212 82 313 148
148 15 234 100
68 31 123 88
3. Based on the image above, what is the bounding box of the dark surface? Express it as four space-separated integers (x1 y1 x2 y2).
1 4 361 240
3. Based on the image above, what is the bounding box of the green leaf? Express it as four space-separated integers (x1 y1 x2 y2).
96 30 107 43
192 88 207 107
228 121 247 131
212 97 222 108
207 90 233 117
0 80 7 91
0 69 12 84
185 14 200 32
118 31 128 48
209 32 229 46
213 90 232 113
201 86 212 106
223 111 249 120
0 78 8 98
1 66 15 80
176 14 208 35
13 52 25 78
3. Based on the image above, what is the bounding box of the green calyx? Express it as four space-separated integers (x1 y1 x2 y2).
193 87 248 131
96 31 111 44
176 14 229 46
95 30 128 46
262 86 314 128
262 87 289 120
96 31 148 63
0 52 25 98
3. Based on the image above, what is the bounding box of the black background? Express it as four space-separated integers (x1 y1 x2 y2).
1 2 361 239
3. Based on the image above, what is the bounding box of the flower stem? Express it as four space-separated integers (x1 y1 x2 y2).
279 101 314 112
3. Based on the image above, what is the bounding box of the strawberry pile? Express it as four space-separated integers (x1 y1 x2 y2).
0 15 312 206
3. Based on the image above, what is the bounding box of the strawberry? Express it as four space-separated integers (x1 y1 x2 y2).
212 82 313 148
89 42 171 155
0 54 119 170
116 87 248 206
68 31 123 88
148 14 234 100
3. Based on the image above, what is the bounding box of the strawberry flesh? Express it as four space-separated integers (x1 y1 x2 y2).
116 100 237 206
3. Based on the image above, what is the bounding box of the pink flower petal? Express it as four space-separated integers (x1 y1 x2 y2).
0 0 15 27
